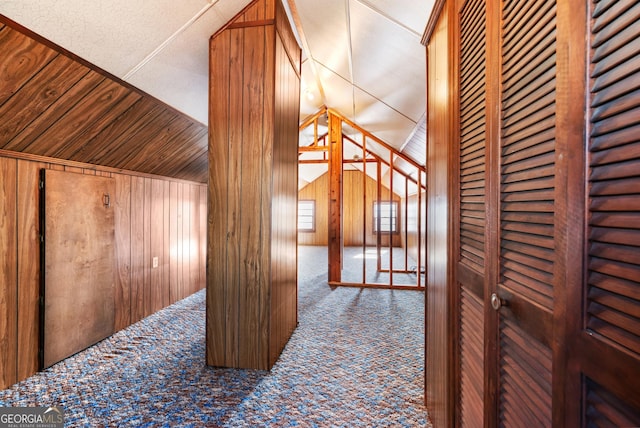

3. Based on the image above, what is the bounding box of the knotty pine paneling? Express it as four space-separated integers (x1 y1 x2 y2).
0 18 208 183
0 153 206 389
298 170 402 247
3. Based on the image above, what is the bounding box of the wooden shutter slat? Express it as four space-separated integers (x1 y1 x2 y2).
589 271 638 298
503 59 555 110
589 287 640 319
502 239 555 263
503 260 553 285
586 379 640 426
460 286 484 426
591 177 640 196
459 0 486 274
503 248 553 274
592 1 640 47
502 161 554 181
591 194 640 211
590 212 640 229
592 87 640 120
587 317 640 355
592 56 640 93
590 227 640 247
503 87 555 129
590 256 640 284
503 27 555 84
502 140 554 166
591 158 640 181
499 318 553 426
502 1 555 60
588 301 640 338
502 211 554 226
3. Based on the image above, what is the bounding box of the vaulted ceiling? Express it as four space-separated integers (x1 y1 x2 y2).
0 0 433 183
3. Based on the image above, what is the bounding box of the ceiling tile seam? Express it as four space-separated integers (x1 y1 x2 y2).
313 60 420 126
286 0 327 104
122 0 221 81
345 0 356 119
354 0 424 39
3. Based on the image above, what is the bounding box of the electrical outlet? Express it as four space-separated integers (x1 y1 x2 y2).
152 256 159 268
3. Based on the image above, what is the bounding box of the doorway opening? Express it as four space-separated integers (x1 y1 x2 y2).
298 107 426 289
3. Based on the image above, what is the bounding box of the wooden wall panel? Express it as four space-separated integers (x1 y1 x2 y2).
114 174 131 331
269 21 299 367
207 28 231 366
0 18 208 183
189 184 200 299
0 157 18 388
16 160 45 380
298 172 329 245
169 181 179 305
425 2 453 426
207 0 300 370
298 170 402 247
0 152 206 388
130 176 145 324
402 191 427 267
150 179 164 314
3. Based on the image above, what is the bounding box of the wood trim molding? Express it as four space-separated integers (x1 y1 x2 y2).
0 150 205 185
422 0 448 45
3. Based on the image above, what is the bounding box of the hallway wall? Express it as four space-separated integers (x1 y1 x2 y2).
0 152 206 389
298 170 402 247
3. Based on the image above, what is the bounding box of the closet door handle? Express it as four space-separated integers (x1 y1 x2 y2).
490 293 507 311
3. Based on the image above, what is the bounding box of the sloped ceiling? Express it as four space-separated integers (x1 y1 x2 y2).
0 0 432 183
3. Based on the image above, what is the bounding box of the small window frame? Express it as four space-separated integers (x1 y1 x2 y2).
298 200 316 232
373 200 399 234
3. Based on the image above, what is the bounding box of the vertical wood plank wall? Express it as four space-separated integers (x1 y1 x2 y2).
425 1 454 427
0 154 206 389
207 0 300 370
401 191 427 265
298 171 402 247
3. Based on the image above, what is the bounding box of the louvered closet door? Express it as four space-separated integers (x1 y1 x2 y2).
578 0 640 424
494 0 556 425
455 0 486 426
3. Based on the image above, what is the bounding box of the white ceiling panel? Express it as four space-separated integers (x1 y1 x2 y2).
295 0 352 81
353 87 417 150
125 7 235 125
316 63 358 120
356 0 436 35
0 0 210 77
349 0 426 123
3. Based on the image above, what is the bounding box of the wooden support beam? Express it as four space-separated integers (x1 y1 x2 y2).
327 111 343 283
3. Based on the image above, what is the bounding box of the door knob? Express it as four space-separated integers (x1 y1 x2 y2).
490 293 506 311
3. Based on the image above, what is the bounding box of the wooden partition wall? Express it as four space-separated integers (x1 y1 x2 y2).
207 0 301 370
0 152 206 389
298 170 401 247
424 0 640 426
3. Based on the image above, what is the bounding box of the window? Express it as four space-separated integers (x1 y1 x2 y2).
298 200 315 232
373 201 398 233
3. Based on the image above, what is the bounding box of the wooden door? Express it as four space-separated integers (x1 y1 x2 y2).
489 0 558 425
454 0 487 426
42 169 115 368
571 0 640 425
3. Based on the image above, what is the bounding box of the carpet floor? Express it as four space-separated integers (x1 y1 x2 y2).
0 246 430 427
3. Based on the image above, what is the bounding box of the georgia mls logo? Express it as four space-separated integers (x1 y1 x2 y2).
0 406 64 428
43 407 63 422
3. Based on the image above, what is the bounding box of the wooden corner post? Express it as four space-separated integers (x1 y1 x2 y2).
327 111 343 283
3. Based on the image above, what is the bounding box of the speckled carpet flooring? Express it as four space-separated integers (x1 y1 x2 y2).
0 246 429 427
